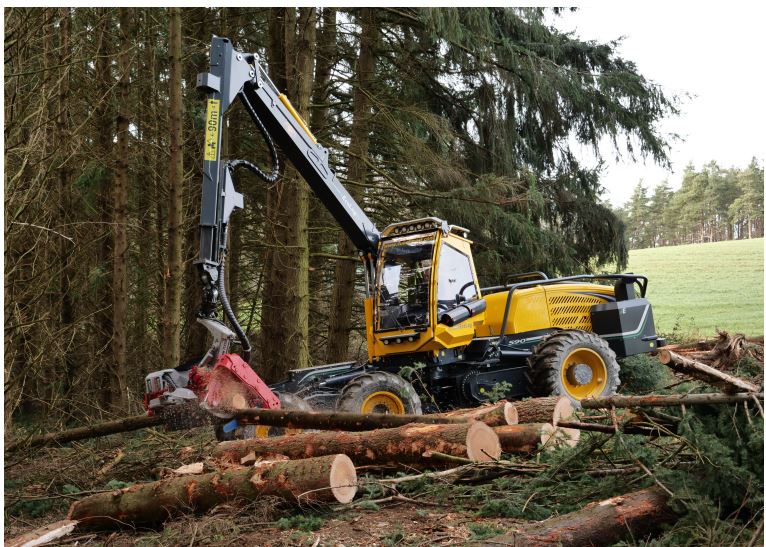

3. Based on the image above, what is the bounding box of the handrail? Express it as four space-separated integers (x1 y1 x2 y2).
496 274 648 347
481 271 549 294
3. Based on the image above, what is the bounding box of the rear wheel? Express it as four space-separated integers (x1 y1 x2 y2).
336 371 422 415
529 330 620 405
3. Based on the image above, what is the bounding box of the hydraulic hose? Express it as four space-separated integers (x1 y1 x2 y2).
230 90 280 184
217 241 252 364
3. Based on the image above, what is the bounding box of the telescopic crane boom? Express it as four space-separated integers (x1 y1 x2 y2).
195 36 380 358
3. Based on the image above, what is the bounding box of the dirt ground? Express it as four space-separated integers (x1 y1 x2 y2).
4 427 514 546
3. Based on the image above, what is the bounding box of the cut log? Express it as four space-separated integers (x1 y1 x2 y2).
5 414 164 452
658 349 759 394
513 397 573 426
68 454 356 530
581 392 763 409
439 400 518 426
6 519 78 547
493 423 578 454
214 421 500 466
496 486 676 546
232 407 468 430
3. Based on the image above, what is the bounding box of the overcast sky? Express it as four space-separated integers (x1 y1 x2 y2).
549 4 766 207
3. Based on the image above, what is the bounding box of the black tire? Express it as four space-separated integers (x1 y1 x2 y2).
214 392 313 441
336 371 422 415
528 329 620 406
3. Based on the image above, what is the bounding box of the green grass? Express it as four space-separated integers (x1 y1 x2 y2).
626 238 764 337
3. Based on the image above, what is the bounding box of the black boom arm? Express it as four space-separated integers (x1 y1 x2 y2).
194 36 380 325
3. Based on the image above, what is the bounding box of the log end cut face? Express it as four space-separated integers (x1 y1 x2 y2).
465 422 501 461
329 454 357 504
503 402 519 425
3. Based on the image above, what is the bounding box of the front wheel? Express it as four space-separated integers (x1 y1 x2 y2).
528 330 620 405
336 371 422 415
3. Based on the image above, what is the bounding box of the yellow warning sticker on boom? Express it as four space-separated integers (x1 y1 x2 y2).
204 99 220 161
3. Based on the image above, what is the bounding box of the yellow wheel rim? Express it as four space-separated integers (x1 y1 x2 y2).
361 391 405 414
561 348 608 400
255 425 271 438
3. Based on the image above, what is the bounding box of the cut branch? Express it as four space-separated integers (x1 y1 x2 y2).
580 392 763 409
657 349 759 393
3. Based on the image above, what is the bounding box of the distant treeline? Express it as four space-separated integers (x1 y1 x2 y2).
617 160 764 250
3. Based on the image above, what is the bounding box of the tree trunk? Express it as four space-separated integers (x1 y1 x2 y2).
214 421 500 466
56 7 76 412
110 8 131 411
163 7 185 370
68 454 357 530
439 401 518 426
260 8 316 379
6 414 163 452
326 8 377 363
498 487 675 546
514 397 573 426
657 349 758 393
95 8 115 409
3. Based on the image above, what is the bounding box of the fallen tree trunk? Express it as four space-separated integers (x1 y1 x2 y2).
438 400 518 426
5 414 163 452
493 423 579 454
233 407 469 430
214 422 501 466
69 454 356 530
580 392 763 409
556 420 676 436
658 349 759 393
513 397 573 426
495 486 676 546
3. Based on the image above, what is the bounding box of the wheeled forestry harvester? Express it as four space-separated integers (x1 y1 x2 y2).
145 37 665 437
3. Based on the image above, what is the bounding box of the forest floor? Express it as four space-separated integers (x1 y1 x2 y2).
5 335 765 546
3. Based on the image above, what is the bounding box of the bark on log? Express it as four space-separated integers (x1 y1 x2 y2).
439 400 518 426
658 349 759 394
493 423 579 454
214 422 500 466
233 407 469 430
493 486 675 546
5 414 163 452
513 397 573 426
580 392 763 409
68 454 356 530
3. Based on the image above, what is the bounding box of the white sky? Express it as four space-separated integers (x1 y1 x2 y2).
549 4 766 207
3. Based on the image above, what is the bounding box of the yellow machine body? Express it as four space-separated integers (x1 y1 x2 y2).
363 219 616 362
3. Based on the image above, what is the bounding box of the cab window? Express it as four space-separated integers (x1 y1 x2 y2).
377 235 435 330
436 243 477 312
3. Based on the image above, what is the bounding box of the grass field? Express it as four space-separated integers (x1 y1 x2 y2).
626 238 764 337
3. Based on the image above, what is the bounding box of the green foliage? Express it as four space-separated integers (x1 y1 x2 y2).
621 160 763 250
355 500 381 511
5 498 57 518
467 522 504 540
62 484 81 494
381 526 406 546
484 381 513 403
618 354 672 395
276 514 325 532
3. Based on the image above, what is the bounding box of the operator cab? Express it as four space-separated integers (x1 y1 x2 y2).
366 218 485 361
